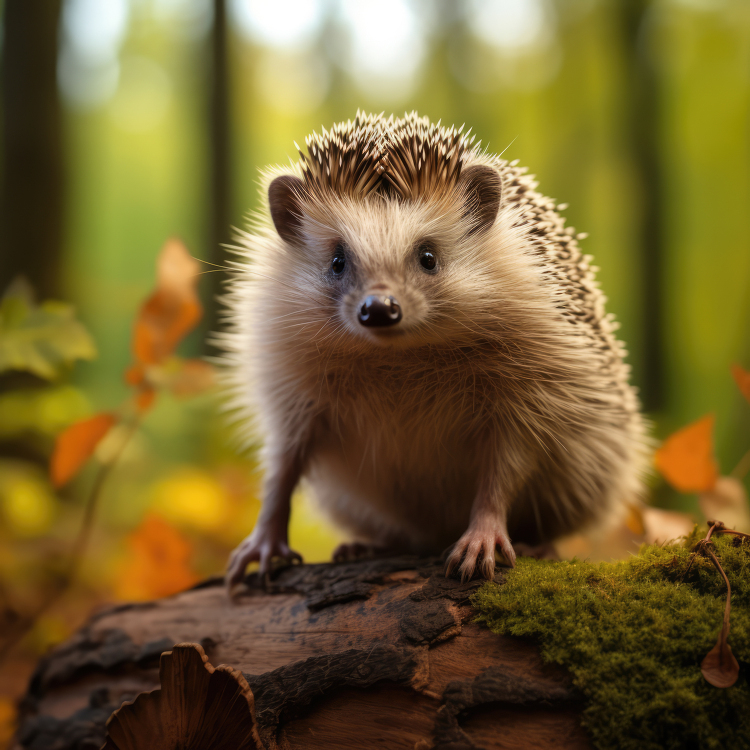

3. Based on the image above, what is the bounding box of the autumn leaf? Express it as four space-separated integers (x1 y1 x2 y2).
731 363 750 404
700 476 750 533
639 505 695 545
132 238 201 367
165 358 216 397
135 387 157 413
114 514 199 601
655 414 719 493
701 628 740 688
0 277 96 379
50 413 117 488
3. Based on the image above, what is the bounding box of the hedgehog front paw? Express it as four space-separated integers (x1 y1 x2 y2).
225 527 302 590
445 525 516 582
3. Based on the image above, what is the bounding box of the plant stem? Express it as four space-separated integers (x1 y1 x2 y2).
0 419 140 662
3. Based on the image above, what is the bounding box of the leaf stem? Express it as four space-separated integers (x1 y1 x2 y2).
0 418 140 663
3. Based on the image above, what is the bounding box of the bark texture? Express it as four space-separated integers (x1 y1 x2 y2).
15 556 591 750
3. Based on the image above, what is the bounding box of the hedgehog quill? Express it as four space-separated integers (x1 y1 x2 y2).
220 111 649 585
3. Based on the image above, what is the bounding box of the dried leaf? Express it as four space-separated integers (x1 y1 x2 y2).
699 476 750 533
50 413 117 488
131 239 201 367
640 506 695 545
701 631 740 688
114 514 198 601
655 414 718 493
731 363 750 404
166 359 216 397
0 278 96 379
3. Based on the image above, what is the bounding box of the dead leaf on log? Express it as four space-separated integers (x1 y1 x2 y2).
102 642 263 750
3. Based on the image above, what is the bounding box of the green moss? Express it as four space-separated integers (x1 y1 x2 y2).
472 530 750 750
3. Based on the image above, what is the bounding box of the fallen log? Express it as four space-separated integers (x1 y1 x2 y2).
14 556 590 750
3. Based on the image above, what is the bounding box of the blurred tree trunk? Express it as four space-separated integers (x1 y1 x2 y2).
0 0 64 300
618 0 663 412
206 0 231 351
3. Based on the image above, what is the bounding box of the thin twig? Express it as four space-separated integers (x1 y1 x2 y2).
0 419 140 662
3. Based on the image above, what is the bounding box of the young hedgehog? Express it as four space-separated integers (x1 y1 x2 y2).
220 111 649 586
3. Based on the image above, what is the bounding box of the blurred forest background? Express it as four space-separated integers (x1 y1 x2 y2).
1 0 750 741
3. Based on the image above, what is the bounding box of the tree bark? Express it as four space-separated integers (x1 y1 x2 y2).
15 556 589 750
204 0 231 353
0 0 64 300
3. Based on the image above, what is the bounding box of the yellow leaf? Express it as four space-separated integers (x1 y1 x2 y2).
150 467 229 533
0 461 57 537
655 414 718 493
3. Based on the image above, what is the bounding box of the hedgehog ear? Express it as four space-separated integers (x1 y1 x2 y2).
268 175 307 244
458 165 502 235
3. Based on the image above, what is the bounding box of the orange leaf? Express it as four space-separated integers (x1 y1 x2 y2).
731 363 750 404
167 359 216 397
132 238 202 367
135 387 157 413
654 414 718 493
50 413 117 488
125 363 145 387
115 513 199 601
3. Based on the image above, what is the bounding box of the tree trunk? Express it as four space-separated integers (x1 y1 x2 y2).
0 0 64 300
15 556 589 750
204 0 231 353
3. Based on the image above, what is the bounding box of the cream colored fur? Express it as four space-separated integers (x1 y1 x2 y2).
217 127 650 568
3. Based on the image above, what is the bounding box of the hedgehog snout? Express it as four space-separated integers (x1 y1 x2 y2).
358 295 402 327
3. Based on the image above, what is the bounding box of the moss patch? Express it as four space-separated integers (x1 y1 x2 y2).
472 530 750 750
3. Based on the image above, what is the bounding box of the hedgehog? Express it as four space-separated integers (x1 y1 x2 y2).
219 111 649 586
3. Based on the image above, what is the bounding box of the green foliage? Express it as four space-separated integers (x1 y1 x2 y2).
0 385 91 440
0 279 96 380
472 531 750 750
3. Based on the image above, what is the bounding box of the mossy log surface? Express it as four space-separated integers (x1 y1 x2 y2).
14 555 589 750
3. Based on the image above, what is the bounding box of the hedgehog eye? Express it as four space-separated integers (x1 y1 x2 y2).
418 244 437 272
331 244 346 275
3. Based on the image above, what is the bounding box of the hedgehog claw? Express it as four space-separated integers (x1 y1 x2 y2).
445 525 515 581
226 528 302 590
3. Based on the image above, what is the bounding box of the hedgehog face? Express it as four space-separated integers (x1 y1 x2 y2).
266 165 504 351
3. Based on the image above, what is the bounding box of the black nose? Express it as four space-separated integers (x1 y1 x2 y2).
358 295 402 327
